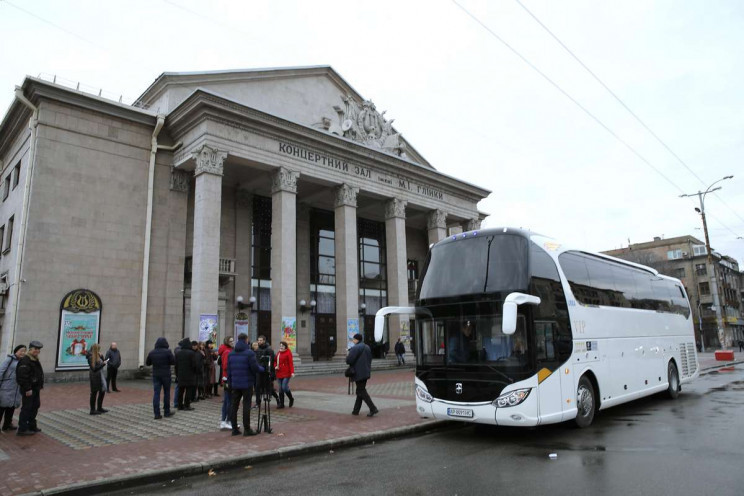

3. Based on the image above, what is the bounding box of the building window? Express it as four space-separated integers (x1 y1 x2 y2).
699 282 710 296
695 263 707 276
0 225 4 257
667 249 683 260
3 216 12 254
693 245 707 257
12 162 20 190
358 218 387 341
310 209 336 314
407 260 419 280
250 195 272 338
672 268 685 279
2 176 9 201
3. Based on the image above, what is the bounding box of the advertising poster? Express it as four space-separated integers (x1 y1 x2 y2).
347 318 360 350
199 314 219 343
400 320 410 342
56 289 102 371
281 316 297 352
234 319 249 339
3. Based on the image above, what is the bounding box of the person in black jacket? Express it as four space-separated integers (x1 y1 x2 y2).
254 335 280 406
146 337 175 419
394 338 406 365
175 338 199 411
346 333 378 417
16 340 44 436
87 343 108 415
104 342 121 392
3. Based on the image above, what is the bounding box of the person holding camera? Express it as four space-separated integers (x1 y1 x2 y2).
274 341 295 409
227 337 264 436
254 335 280 406
88 344 109 415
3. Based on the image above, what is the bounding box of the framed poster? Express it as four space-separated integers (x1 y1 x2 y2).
347 318 360 350
56 289 102 371
234 311 249 340
199 314 218 343
281 316 297 352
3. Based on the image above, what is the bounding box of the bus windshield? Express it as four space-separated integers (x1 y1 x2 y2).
419 234 528 301
418 313 529 369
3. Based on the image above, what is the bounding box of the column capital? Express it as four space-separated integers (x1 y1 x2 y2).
427 209 447 230
385 198 407 220
169 167 191 193
334 183 359 208
193 144 227 177
464 218 482 231
271 167 300 194
236 189 253 209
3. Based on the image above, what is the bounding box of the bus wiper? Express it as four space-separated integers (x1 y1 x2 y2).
483 236 494 293
481 364 513 383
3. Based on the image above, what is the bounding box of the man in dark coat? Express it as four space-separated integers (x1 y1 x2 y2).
227 339 264 436
394 338 406 365
254 335 280 406
175 338 199 411
346 333 378 417
16 340 44 436
104 342 121 392
146 337 175 419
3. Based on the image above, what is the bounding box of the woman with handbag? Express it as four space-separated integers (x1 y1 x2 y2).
0 345 26 430
274 341 295 409
88 344 108 415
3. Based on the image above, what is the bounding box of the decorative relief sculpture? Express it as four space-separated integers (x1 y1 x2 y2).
334 183 359 208
193 144 227 176
427 209 447 230
271 167 300 194
323 95 408 158
385 198 407 219
169 168 190 193
465 218 482 231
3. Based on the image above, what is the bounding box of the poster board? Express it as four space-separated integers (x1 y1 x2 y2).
347 318 360 350
56 289 102 371
281 316 297 352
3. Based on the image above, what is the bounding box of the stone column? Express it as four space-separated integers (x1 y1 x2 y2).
295 204 312 361
189 145 227 340
385 198 409 346
334 184 360 357
427 209 447 246
270 167 300 354
234 189 252 336
464 218 482 232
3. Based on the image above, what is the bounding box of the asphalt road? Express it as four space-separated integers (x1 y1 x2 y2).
111 366 744 496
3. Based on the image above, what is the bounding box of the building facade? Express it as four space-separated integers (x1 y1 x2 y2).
0 67 489 376
603 235 744 349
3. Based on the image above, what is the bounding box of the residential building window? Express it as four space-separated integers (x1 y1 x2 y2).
693 245 707 256
699 281 710 296
3 216 12 253
667 249 683 260
2 176 9 201
695 263 707 276
672 268 685 279
12 162 20 190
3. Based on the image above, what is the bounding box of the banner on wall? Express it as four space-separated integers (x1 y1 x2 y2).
56 289 102 371
281 316 297 352
400 320 410 342
347 318 360 350
234 312 249 340
199 314 218 343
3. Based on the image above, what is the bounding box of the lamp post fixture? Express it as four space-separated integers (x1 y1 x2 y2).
680 175 733 349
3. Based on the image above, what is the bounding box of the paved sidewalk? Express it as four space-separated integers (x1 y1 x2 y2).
0 369 432 496
0 351 740 496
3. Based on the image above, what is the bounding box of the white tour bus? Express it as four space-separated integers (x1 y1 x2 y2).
375 227 699 427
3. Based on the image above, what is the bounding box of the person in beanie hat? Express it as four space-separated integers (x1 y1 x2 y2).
16 341 44 435
346 333 378 417
0 345 27 431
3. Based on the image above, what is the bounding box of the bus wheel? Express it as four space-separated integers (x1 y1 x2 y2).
575 376 596 428
666 361 680 399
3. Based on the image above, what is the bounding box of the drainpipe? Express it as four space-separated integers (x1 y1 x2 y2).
138 115 165 368
7 88 39 356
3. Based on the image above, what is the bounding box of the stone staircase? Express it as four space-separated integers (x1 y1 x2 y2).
295 358 413 376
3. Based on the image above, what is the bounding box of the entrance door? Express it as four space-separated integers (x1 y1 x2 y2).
314 314 337 361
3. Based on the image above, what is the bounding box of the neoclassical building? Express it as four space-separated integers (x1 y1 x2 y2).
0 66 489 375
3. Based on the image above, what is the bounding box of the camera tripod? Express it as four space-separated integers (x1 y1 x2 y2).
256 373 273 434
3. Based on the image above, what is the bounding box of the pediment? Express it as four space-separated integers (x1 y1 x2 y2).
135 66 431 168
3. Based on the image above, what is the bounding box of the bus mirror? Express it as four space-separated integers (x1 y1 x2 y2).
502 292 542 335
374 306 417 342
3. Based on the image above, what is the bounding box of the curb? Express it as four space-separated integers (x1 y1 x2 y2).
24 419 446 496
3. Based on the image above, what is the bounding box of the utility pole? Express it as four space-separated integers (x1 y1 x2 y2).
680 175 733 350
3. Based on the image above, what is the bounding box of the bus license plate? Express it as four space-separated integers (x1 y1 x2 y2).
447 408 473 418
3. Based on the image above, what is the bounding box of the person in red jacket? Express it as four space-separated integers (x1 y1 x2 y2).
217 336 235 430
274 341 295 409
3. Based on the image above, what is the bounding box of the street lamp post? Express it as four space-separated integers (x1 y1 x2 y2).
680 175 733 349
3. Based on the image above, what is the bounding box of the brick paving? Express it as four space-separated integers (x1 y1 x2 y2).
0 369 422 495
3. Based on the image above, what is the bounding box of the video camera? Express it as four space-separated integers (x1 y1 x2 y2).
258 354 271 367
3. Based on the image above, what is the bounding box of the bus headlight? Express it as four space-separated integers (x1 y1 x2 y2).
493 388 531 408
416 386 433 403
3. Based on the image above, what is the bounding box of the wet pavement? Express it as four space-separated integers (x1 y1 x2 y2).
0 351 739 495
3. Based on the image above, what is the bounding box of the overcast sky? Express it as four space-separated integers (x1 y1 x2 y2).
2 0 743 265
